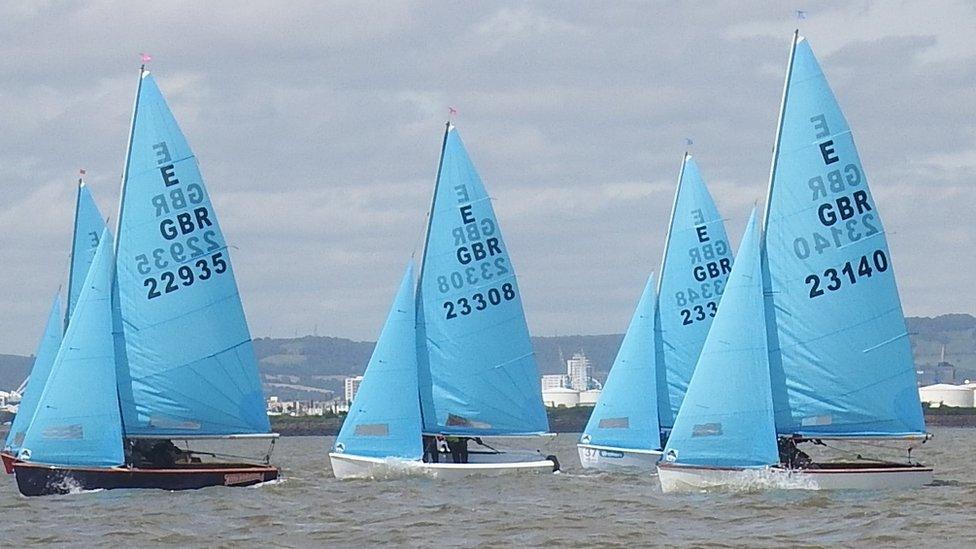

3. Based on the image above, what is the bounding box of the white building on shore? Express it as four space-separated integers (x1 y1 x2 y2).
540 352 601 408
344 375 364 404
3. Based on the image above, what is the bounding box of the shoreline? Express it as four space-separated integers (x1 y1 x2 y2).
2 408 971 439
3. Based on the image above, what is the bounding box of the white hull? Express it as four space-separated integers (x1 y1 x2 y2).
329 452 558 480
577 444 661 471
658 462 934 493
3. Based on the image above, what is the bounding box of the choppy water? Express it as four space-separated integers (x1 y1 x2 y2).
1 428 972 547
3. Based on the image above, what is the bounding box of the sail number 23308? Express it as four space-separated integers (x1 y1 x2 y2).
443 283 516 319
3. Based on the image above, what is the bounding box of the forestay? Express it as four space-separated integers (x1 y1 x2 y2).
4 296 63 454
416 125 549 436
657 155 734 429
19 230 125 467
335 264 423 459
66 183 106 327
664 211 779 467
114 71 269 437
762 36 925 438
582 273 661 450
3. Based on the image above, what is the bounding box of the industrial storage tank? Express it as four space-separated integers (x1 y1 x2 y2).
918 383 975 408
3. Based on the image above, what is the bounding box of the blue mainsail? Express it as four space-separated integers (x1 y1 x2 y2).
19 230 125 466
113 71 269 437
656 154 734 429
4 295 63 454
416 125 549 435
335 264 423 459
581 273 661 450
664 211 779 467
66 182 106 327
762 35 925 438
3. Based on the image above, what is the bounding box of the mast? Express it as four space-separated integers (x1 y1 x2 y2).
111 64 147 450
113 65 147 256
415 120 452 432
64 176 84 330
416 120 453 290
760 30 800 236
655 152 689 295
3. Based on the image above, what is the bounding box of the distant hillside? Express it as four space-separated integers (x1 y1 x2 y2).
1 314 973 399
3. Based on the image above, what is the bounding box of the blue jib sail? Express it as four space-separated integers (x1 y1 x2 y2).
4 295 63 454
664 211 779 467
581 273 661 450
762 35 925 438
656 155 734 429
19 229 125 466
416 125 549 436
335 264 422 459
113 71 269 437
66 182 106 327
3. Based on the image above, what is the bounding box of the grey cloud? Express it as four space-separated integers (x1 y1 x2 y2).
0 1 973 354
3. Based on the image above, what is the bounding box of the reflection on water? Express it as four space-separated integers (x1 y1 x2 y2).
0 428 970 546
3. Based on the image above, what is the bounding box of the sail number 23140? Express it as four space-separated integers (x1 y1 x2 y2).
805 249 888 299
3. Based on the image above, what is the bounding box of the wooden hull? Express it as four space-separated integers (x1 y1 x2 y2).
12 460 279 497
658 462 934 493
577 444 662 471
329 452 559 480
1 452 15 474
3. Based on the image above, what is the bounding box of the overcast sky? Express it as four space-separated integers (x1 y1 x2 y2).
0 1 972 355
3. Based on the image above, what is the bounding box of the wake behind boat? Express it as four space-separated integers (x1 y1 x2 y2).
579 154 733 471
659 33 931 493
329 123 557 479
8 65 278 496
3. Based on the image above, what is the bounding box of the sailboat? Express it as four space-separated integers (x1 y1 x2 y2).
658 33 931 492
329 123 559 479
9 66 278 496
2 178 105 474
578 155 733 470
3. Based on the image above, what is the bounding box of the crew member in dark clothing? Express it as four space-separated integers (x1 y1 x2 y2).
446 436 469 464
778 437 812 468
422 435 439 463
130 439 189 468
